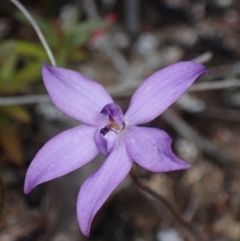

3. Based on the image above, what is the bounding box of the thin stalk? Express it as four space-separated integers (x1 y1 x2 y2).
130 171 204 241
9 0 56 67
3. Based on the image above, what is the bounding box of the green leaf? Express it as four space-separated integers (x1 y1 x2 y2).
64 20 109 47
1 52 18 81
15 41 47 59
0 106 32 124
61 6 80 33
74 20 109 34
0 116 24 165
68 50 84 61
11 60 42 91
55 49 67 66
64 32 90 48
15 12 58 46
0 41 15 56
15 11 52 33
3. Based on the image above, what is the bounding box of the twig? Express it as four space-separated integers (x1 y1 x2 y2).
130 172 204 241
192 51 212 64
209 62 240 79
1 77 240 106
197 106 240 122
124 0 141 37
189 79 240 91
183 194 200 221
109 78 240 97
161 109 233 166
0 95 50 106
92 34 130 73
8 0 56 67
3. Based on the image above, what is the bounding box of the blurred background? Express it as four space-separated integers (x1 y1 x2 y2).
0 0 240 240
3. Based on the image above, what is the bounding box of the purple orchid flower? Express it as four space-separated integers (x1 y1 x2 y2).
24 61 207 236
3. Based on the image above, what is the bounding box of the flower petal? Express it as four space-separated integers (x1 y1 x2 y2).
124 126 190 172
124 62 208 125
101 103 125 128
24 125 98 194
42 64 113 125
94 127 118 156
77 138 132 236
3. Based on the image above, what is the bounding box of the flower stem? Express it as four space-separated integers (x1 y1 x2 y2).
130 171 204 241
8 0 56 67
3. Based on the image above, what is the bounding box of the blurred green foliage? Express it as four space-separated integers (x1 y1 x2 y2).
16 7 109 66
0 7 109 164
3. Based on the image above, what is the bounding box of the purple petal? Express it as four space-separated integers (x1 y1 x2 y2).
124 126 190 172
101 103 124 128
24 125 98 194
94 127 118 156
77 138 133 236
124 62 208 125
42 64 113 125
